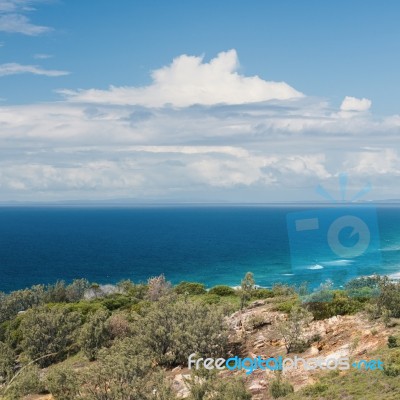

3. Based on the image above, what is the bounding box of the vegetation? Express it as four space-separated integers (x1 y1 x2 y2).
208 285 236 296
1 273 400 398
275 306 313 353
269 373 294 398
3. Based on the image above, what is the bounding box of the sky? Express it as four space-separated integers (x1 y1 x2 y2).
0 0 400 203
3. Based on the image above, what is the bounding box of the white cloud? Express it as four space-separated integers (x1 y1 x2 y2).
1 49 400 202
0 1 51 35
0 62 69 77
346 149 400 176
340 96 372 112
61 49 304 107
33 53 52 59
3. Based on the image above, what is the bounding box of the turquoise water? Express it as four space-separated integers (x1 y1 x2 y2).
0 205 399 292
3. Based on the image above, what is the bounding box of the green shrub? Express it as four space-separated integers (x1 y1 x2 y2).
175 281 206 295
101 294 132 311
63 300 105 317
246 313 267 330
252 288 274 299
138 297 228 366
269 375 294 398
0 341 15 385
208 285 235 296
305 291 363 320
383 350 400 377
275 299 298 313
131 300 151 315
46 365 80 400
20 306 81 367
272 284 296 297
302 382 328 395
79 309 110 361
2 365 44 400
309 333 322 343
388 335 399 349
202 294 221 304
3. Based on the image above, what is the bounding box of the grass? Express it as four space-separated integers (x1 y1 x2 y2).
287 346 400 400
288 369 400 400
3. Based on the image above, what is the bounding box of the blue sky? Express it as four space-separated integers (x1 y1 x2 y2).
0 0 400 202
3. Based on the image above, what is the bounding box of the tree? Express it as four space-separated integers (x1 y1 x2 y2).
81 337 173 400
276 306 313 353
0 341 15 385
79 309 110 361
147 274 172 301
239 272 255 310
20 306 81 367
1 365 43 400
185 368 251 400
269 372 294 398
138 295 228 366
66 279 90 302
46 365 80 400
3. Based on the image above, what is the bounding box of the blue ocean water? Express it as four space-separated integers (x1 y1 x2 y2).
0 205 399 292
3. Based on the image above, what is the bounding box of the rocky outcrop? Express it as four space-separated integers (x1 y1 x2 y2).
169 299 391 399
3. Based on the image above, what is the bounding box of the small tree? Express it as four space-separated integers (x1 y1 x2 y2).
239 272 255 310
276 306 313 353
46 365 80 400
0 341 15 385
79 309 110 361
185 368 251 400
269 372 294 398
147 274 172 301
388 336 399 349
20 306 81 367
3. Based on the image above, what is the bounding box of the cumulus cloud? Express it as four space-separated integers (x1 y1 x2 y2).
61 49 304 107
0 62 69 77
0 0 51 35
0 49 400 202
1 96 400 202
340 96 372 112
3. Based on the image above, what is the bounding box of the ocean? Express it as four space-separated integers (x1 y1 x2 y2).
0 205 399 292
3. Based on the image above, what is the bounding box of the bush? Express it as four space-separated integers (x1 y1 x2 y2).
302 382 328 395
383 350 400 377
79 309 110 361
305 291 363 320
208 285 235 296
246 313 267 330
175 281 206 295
46 365 80 400
309 333 322 343
101 294 132 311
272 284 295 297
276 299 298 313
0 341 15 385
269 375 294 398
107 313 132 339
252 288 274 299
275 306 313 354
185 368 251 400
202 294 221 305
63 300 105 317
20 306 81 367
137 296 228 366
147 274 172 301
388 335 399 349
2 365 44 400
81 337 178 399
